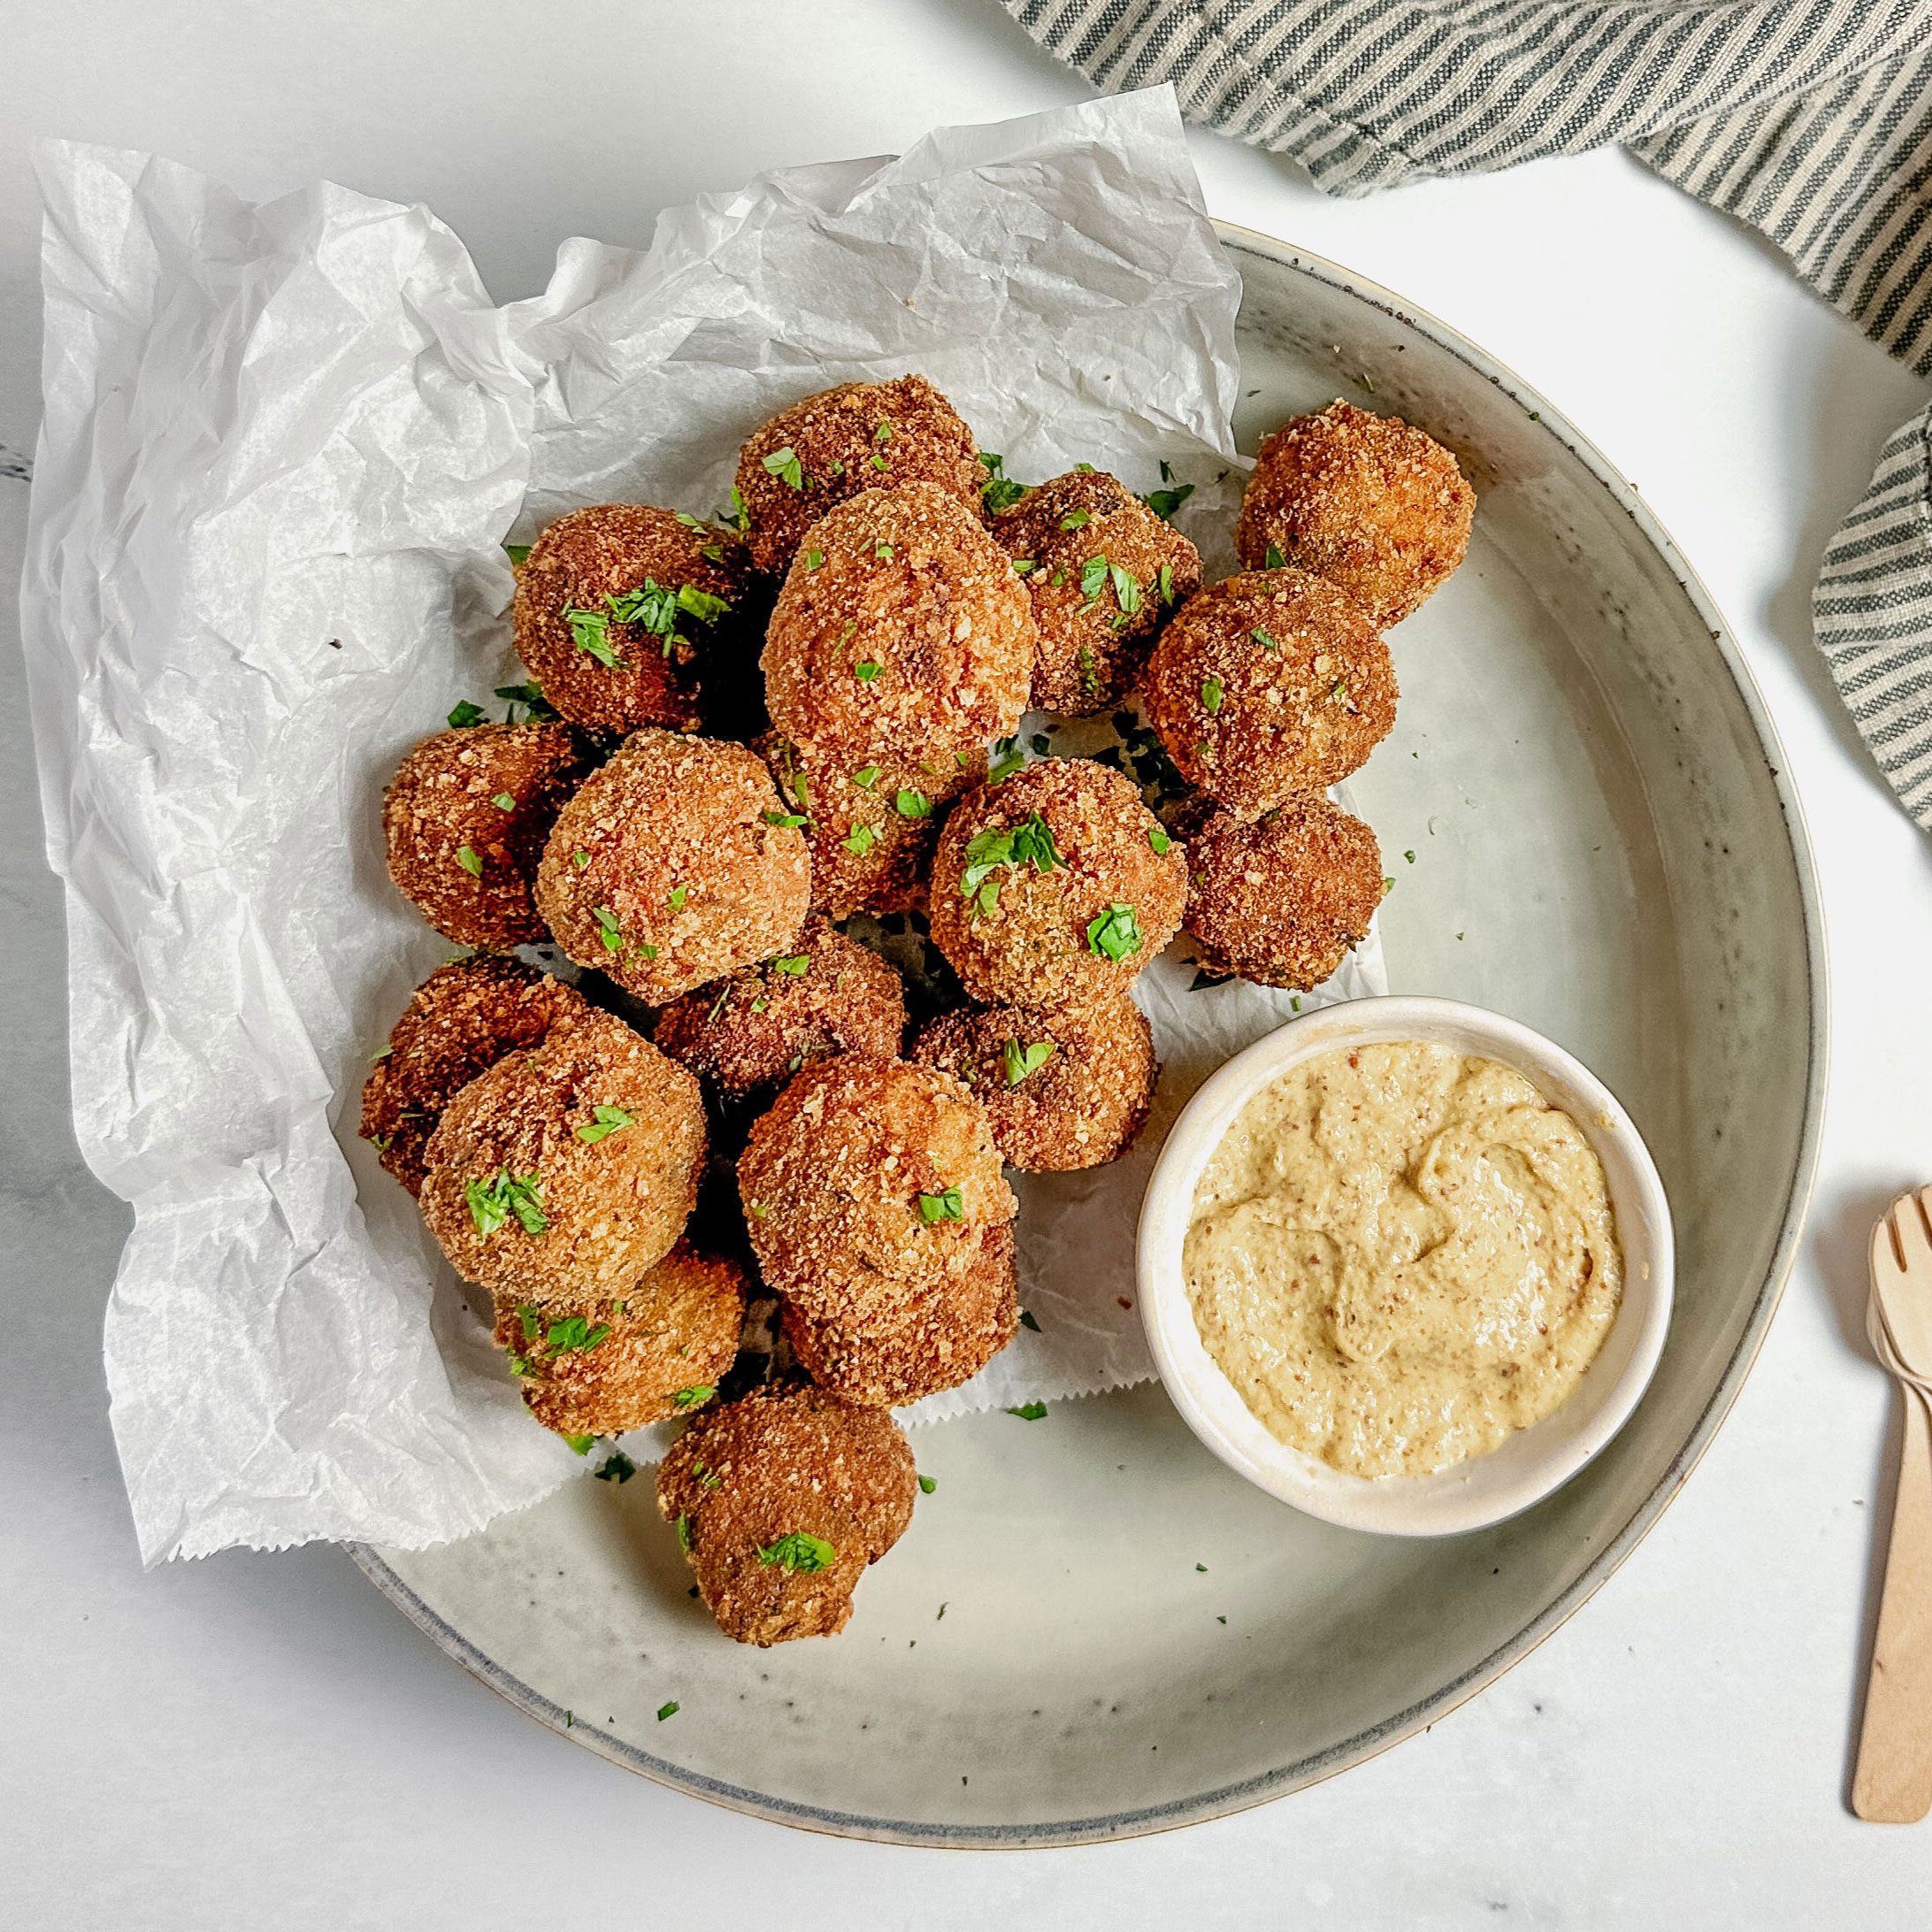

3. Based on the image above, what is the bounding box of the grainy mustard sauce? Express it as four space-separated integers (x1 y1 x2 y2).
1184 1040 1622 1477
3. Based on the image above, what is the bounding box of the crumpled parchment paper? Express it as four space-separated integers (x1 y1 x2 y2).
21 89 1382 1562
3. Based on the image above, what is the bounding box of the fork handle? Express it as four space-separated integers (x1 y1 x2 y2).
1853 1383 1932 1821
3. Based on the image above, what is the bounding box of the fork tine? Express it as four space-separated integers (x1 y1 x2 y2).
1874 1212 1905 1285
1893 1191 1932 1276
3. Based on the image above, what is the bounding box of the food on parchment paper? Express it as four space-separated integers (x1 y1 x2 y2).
653 916 908 1108
360 957 592 1196
658 1382 919 1646
779 1218 1019 1408
419 1008 706 1301
733 373 984 575
760 482 1034 765
909 989 1158 1172
382 723 587 948
495 1240 747 1440
1184 795 1385 993
1235 399 1475 629
1139 568 1397 821
511 503 755 736
534 729 809 1003
756 731 984 921
992 467 1202 715
925 757 1186 1008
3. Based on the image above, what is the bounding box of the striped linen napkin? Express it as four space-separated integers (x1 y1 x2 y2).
1004 0 1932 827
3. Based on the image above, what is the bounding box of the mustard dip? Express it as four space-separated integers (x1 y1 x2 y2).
1184 1040 1622 1478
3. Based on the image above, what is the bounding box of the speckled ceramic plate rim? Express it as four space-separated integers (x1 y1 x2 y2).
349 221 1829 1849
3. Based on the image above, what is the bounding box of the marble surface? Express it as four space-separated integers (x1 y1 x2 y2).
4 2 1931 1924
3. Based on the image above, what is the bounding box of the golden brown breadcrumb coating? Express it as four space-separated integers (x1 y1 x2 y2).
534 729 809 1002
382 724 587 948
511 503 755 735
734 374 984 575
756 732 984 920
494 1240 746 1438
761 483 1034 765
924 757 1186 1007
360 957 591 1196
419 1008 706 1301
909 990 1157 1171
993 470 1201 715
1139 569 1397 820
652 917 908 1106
1184 795 1384 990
1235 400 1475 627
658 1382 918 1644
780 1220 1019 1406
738 1054 1016 1322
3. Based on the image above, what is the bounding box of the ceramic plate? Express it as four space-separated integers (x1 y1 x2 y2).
352 226 1826 1846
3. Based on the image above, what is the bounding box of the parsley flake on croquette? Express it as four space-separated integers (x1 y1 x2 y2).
465 1169 548 1238
1086 902 1143 962
757 1531 837 1573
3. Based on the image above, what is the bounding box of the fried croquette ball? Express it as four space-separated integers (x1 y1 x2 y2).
1235 400 1475 627
780 1221 1019 1407
419 1008 706 1300
924 757 1186 1007
734 374 984 575
757 732 984 918
1139 569 1397 820
653 917 908 1106
658 1383 917 1645
909 991 1157 1171
360 957 591 1195
534 730 809 1003
761 483 1034 765
382 724 586 947
495 1241 746 1438
511 504 755 735
738 1054 1016 1315
1184 795 1384 990
993 470 1202 715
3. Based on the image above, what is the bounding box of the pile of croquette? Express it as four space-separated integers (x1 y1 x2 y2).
359 374 1474 1646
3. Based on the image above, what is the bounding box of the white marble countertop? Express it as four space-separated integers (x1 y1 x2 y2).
4 3 1930 1924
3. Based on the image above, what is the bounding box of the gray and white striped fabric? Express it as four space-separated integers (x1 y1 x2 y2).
1005 0 1932 827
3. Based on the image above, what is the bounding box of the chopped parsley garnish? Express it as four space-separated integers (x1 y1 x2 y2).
853 660 882 681
657 1701 680 1721
1264 542 1286 569
545 1315 612 1353
495 680 556 723
917 1186 963 1223
1140 481 1194 520
918 1474 937 1494
1019 1308 1042 1332
843 822 878 856
1253 625 1280 652
491 791 516 811
1060 509 1092 531
1201 676 1224 714
1007 1402 1047 1422
563 1433 595 1455
455 845 484 878
762 809 808 829
875 420 894 442
851 763 881 789
1158 564 1177 605
771 954 810 975
1010 557 1037 576
1405 849 1416 863
762 446 805 489
728 485 750 532
958 811 1061 915
668 886 687 909
675 1513 692 1550
986 736 1024 784
594 1452 636 1484
593 906 624 954
564 604 621 667
1086 901 1143 962
671 1384 716 1410
464 1169 548 1238
869 453 888 472
874 540 893 560
757 1531 836 1574
893 788 931 819
1077 644 1100 698
1148 824 1172 855
574 1104 634 1145
572 850 590 870
447 699 487 728
674 510 708 530
1080 555 1110 602
805 548 824 571
978 451 1026 514
503 542 531 566
1002 1039 1055 1086
1110 563 1142 615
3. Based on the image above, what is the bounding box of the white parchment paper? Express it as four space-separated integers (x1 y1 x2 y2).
21 90 1381 1561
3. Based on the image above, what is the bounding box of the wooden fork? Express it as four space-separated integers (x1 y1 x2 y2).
1853 1186 1932 1822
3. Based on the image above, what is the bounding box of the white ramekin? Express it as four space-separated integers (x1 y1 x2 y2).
1137 995 1675 1537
